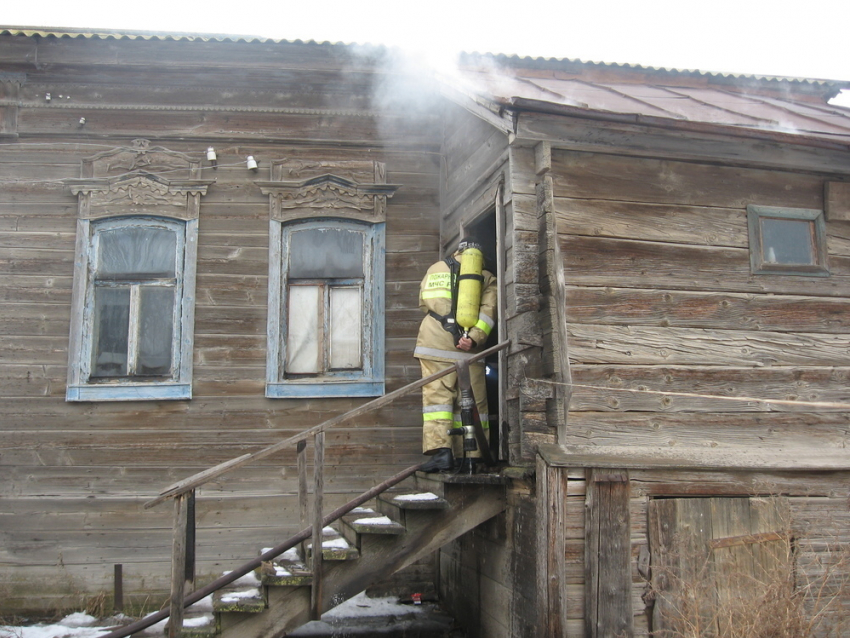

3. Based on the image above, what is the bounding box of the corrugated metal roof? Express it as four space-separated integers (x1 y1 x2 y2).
4 26 850 144
3 26 847 89
0 26 371 48
460 52 850 88
451 63 850 145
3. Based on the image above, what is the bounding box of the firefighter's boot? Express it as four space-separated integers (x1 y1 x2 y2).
421 448 453 473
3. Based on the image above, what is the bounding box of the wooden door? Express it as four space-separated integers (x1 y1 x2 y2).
648 497 789 637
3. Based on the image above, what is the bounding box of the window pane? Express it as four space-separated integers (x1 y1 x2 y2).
92 287 130 377
287 285 321 374
289 228 364 279
137 287 175 376
98 226 177 279
761 217 814 265
330 286 362 369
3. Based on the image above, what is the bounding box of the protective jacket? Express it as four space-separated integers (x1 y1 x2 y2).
414 253 497 456
414 256 497 362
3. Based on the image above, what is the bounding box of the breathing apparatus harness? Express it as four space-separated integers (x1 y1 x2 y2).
427 241 485 347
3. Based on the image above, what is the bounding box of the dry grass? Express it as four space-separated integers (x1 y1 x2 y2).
651 516 850 637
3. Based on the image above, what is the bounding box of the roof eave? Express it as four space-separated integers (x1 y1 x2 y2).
506 96 850 152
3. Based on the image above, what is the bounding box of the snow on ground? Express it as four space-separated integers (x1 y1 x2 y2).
322 593 424 619
0 613 112 638
1 593 447 638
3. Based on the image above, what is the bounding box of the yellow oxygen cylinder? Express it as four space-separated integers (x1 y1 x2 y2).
455 247 484 338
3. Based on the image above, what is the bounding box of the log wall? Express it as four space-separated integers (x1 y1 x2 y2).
555 148 850 450
545 137 850 634
0 34 442 614
538 461 850 637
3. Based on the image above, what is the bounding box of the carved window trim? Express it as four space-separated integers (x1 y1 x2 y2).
262 160 398 398
65 141 212 402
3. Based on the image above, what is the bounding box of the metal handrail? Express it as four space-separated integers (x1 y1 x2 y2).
109 340 509 637
98 461 426 638
146 341 509 508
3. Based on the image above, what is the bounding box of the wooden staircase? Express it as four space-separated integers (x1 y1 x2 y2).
174 472 506 638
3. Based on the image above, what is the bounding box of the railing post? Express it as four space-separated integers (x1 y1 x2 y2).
169 492 190 638
297 439 308 559
310 432 325 620
185 490 196 592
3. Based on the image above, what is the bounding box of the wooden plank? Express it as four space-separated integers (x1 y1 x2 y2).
310 432 324 620
550 149 824 209
568 323 850 367
516 113 850 174
538 443 850 472
560 235 850 298
569 365 850 413
826 181 850 221
536 455 569 636
566 286 850 334
586 469 632 638
168 494 188 638
556 198 748 248
562 411 850 450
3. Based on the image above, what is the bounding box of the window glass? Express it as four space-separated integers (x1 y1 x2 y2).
330 286 362 369
287 284 322 374
747 205 827 277
137 287 175 376
91 287 130 377
97 226 177 279
760 217 814 265
289 228 364 278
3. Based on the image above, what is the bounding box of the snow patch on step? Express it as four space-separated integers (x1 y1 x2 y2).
222 570 260 586
393 492 439 501
183 614 213 628
219 588 262 603
353 515 394 526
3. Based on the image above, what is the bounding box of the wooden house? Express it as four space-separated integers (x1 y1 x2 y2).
2 27 850 637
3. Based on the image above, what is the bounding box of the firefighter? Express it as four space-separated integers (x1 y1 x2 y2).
414 238 497 473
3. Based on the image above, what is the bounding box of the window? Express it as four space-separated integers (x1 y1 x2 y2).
67 216 198 401
267 219 385 398
64 141 210 401
747 205 828 276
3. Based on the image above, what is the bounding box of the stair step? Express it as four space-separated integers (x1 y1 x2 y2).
306 527 360 561
259 547 313 587
173 598 216 638
383 491 450 510
340 507 405 547
213 571 265 614
342 511 406 535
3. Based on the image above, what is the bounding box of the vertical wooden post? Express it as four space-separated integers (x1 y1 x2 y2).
310 432 325 620
169 493 189 638
536 454 569 637
113 564 124 614
585 469 632 638
185 490 196 593
297 439 308 558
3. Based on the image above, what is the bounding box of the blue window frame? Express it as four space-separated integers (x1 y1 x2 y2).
266 218 385 398
67 216 198 401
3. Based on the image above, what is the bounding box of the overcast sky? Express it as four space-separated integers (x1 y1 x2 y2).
5 0 850 105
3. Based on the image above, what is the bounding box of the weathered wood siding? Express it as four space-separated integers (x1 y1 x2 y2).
0 34 441 614
555 149 850 449
545 143 850 633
